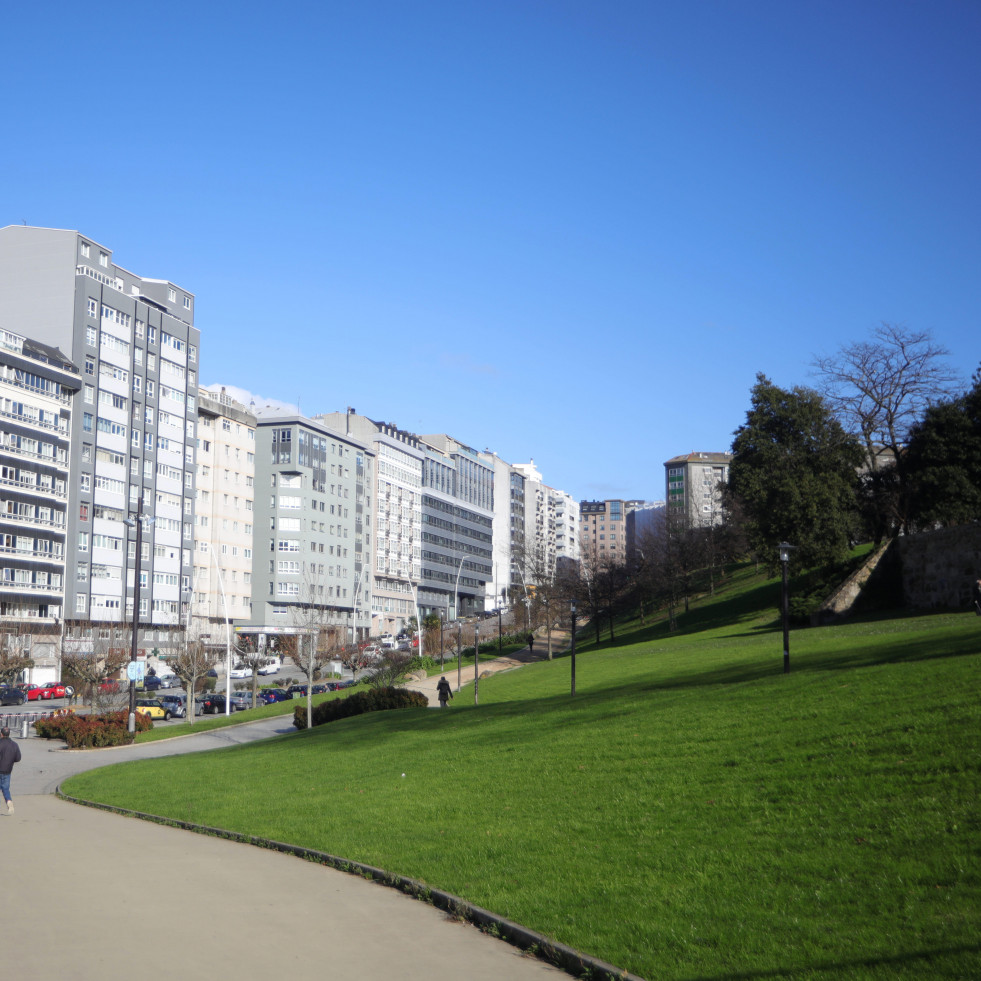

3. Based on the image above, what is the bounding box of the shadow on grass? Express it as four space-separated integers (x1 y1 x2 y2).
682 942 981 981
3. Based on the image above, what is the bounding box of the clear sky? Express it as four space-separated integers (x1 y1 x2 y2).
3 1 978 502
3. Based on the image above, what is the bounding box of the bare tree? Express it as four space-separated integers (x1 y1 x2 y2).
170 631 219 720
812 323 961 533
0 632 34 685
60 624 131 711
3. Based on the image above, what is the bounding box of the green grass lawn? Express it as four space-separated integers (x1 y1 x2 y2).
63 568 981 980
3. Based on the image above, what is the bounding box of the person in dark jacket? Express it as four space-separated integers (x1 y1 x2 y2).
0 726 22 815
973 578 981 616
527 633 535 652
436 676 453 708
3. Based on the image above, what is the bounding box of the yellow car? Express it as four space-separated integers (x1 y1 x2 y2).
135 698 173 721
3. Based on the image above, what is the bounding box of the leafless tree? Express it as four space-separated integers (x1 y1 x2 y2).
60 624 131 711
811 323 961 533
170 630 219 720
0 632 34 685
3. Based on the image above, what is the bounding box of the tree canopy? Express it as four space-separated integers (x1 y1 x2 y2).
729 374 862 570
905 365 981 528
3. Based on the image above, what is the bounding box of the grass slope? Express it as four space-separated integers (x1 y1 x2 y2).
64 567 981 980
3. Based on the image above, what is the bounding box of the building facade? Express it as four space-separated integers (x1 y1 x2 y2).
0 226 200 666
192 387 257 647
579 499 630 567
0 330 80 682
418 435 494 620
247 409 374 648
664 452 731 527
314 411 424 637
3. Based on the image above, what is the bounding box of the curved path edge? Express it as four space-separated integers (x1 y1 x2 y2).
58 788 645 981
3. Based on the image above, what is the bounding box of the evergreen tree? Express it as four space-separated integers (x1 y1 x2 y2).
729 374 863 571
905 365 981 528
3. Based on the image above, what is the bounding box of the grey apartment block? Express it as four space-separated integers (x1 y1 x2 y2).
249 409 374 646
664 452 731 527
418 434 494 620
0 330 80 682
0 226 200 652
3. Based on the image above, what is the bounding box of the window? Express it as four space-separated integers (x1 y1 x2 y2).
183 296 191 309
85 326 97 346
84 356 95 375
80 242 90 258
84 384 94 404
99 252 108 268
82 412 93 433
168 288 177 302
78 532 89 552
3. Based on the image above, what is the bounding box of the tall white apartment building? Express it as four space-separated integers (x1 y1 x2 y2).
192 387 257 641
664 452 731 527
0 226 200 658
0 330 80 682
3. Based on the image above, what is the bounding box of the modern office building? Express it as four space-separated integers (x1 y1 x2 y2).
0 329 80 682
0 226 200 664
314 410 424 637
247 408 374 649
418 434 494 620
192 387 257 649
664 452 731 527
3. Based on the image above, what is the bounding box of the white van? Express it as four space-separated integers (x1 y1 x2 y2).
258 656 282 676
380 633 397 650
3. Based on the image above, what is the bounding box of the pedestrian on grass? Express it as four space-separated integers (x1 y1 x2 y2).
973 578 981 616
436 676 453 709
0 726 21 815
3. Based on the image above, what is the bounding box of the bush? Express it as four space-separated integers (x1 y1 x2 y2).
34 710 151 747
293 686 429 730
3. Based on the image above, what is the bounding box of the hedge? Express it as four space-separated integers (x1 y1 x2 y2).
34 710 152 747
293 686 429 730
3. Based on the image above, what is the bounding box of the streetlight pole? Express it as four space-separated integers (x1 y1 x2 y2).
452 554 466 622
778 542 795 674
570 600 577 697
497 607 502 652
124 495 153 734
473 621 479 705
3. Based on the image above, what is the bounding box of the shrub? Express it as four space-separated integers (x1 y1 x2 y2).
293 686 429 730
34 710 151 747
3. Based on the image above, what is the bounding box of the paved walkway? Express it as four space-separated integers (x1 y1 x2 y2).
3 642 571 981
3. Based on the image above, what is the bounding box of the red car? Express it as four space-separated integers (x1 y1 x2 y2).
19 684 43 701
35 682 73 700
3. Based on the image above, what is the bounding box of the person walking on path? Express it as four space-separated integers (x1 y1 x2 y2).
0 726 21 814
973 578 981 616
436 676 453 708
527 633 534 653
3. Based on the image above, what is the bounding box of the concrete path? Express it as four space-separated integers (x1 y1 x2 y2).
3 644 570 981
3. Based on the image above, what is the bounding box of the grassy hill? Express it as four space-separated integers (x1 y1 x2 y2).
63 563 981 980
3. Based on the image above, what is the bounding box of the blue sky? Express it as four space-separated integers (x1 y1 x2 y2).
3 1 978 502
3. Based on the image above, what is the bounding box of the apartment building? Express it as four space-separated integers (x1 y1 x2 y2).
418 434 494 620
314 410 423 637
0 226 199 663
0 329 80 682
579 499 630 567
664 452 731 527
247 408 374 648
192 387 257 643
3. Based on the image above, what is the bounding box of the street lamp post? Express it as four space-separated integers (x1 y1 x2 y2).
124 496 154 734
778 542 795 674
497 607 502 652
570 600 577 697
473 621 479 705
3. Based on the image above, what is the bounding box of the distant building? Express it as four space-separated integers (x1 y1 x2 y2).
579 499 630 566
663 452 731 526
248 407 374 649
625 500 666 565
0 330 80 683
192 387 257 647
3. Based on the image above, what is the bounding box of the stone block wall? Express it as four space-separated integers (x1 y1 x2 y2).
895 524 981 611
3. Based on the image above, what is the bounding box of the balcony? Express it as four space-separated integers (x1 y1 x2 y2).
0 443 69 469
0 475 67 500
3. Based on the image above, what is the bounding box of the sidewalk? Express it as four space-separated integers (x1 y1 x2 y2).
4 644 571 981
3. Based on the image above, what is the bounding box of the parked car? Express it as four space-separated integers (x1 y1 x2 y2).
228 690 256 711
35 682 73 699
361 645 384 661
141 675 164 691
257 658 281 676
159 694 187 718
229 665 252 679
0 687 26 706
135 698 173 721
201 693 230 715
258 688 292 704
287 684 308 698
310 684 329 695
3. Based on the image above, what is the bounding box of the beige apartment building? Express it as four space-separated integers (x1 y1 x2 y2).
191 387 257 645
578 499 629 567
